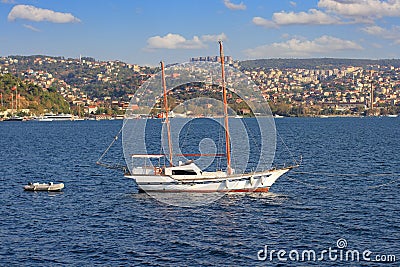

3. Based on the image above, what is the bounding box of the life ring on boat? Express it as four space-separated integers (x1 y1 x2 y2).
154 167 162 175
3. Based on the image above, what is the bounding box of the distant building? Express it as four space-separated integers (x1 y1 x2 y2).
190 56 233 65
86 105 98 114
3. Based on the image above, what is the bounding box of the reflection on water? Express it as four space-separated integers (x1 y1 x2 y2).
132 192 225 208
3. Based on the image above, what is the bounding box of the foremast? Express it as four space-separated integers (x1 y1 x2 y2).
219 41 232 175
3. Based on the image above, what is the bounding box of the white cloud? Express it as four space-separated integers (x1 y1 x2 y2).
252 17 278 28
147 34 204 49
273 9 340 25
318 0 400 20
254 1 400 28
223 0 246 11
201 33 228 42
244 35 363 58
362 25 387 35
290 1 297 7
253 9 340 28
23 24 40 32
8 5 81 23
147 33 227 50
362 25 400 44
2 0 16 4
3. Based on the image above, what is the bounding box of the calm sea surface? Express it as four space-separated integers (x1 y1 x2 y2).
0 118 399 266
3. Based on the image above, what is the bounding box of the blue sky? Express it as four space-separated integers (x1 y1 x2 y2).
1 0 400 66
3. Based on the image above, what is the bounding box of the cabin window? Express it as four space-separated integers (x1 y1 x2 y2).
172 170 197 175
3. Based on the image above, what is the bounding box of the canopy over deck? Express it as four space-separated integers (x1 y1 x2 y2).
130 154 165 158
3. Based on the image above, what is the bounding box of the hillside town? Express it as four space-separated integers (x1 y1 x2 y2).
0 55 400 120
244 64 400 116
0 56 153 120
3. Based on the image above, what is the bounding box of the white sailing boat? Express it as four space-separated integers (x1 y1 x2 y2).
120 42 297 193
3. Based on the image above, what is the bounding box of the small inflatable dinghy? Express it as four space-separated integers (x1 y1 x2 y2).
24 182 64 192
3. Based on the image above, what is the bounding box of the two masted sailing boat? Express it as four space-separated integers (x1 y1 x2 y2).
120 42 297 193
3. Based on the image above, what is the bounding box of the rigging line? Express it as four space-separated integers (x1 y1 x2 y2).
217 117 225 170
96 162 127 171
97 119 128 164
158 131 163 167
242 117 278 172
241 118 259 153
276 128 299 166
246 120 276 172
258 111 299 167
240 117 281 170
221 41 235 64
241 118 263 156
160 120 166 158
216 132 221 170
178 117 194 156
178 93 206 155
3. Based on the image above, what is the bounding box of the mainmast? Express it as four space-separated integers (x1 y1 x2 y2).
219 41 232 175
161 61 173 166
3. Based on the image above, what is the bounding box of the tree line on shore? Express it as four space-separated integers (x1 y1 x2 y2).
0 74 70 116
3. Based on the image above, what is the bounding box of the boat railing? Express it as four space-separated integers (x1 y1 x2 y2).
130 166 157 175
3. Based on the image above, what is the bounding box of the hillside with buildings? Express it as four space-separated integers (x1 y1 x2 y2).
240 58 400 70
0 55 155 118
241 59 400 116
0 55 400 118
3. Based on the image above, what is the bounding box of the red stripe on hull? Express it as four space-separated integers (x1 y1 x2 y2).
226 187 269 193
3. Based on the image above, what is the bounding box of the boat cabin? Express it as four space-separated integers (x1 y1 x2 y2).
164 161 202 176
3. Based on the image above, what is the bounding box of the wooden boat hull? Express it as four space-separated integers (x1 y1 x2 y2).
24 183 64 192
125 168 290 193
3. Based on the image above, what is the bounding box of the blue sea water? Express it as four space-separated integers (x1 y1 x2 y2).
0 118 399 266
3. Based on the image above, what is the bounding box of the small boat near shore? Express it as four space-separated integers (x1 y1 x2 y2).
273 114 285 118
5 116 25 121
23 182 64 192
33 113 74 121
